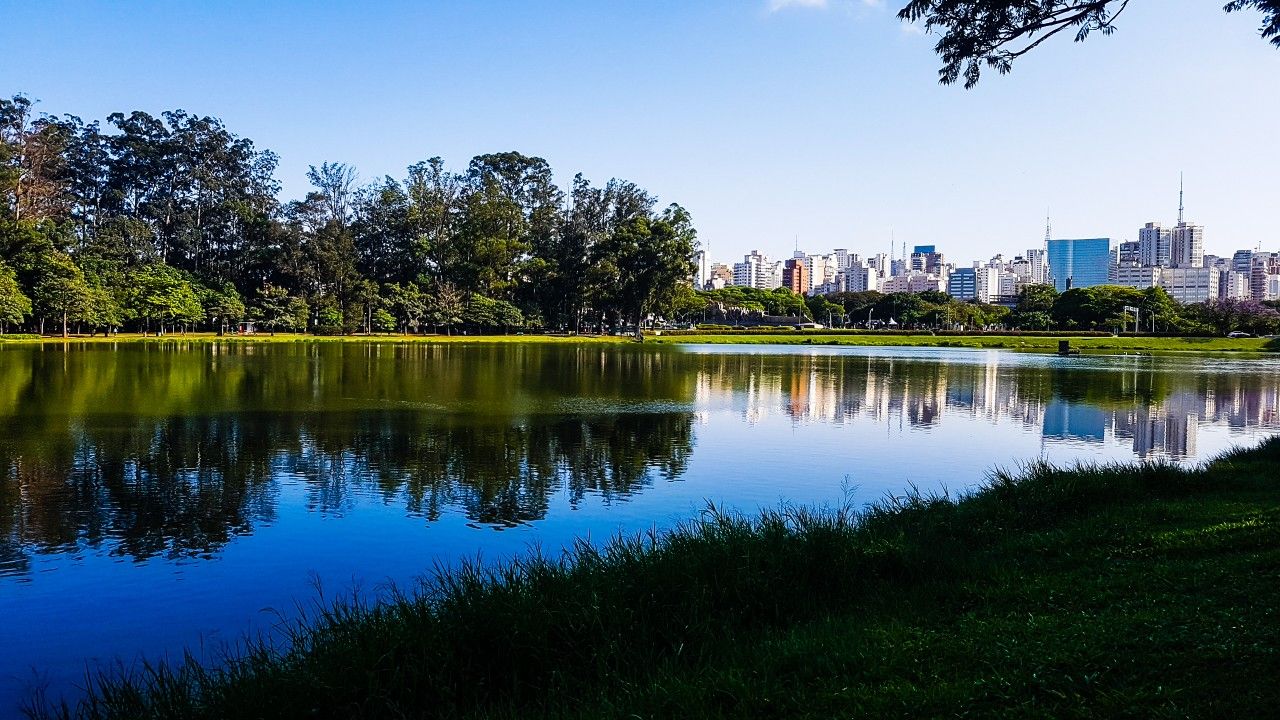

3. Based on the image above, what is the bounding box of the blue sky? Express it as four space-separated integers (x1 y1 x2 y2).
3 0 1277 264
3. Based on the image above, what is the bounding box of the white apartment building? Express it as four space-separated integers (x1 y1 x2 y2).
1114 265 1161 290
1139 222 1172 267
1170 222 1205 268
805 254 837 293
1026 248 1049 284
882 272 944 294
1218 270 1251 300
839 265 879 293
1159 266 1219 304
732 251 783 289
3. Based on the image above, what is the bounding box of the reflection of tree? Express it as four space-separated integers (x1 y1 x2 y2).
2 343 1277 579
0 343 699 576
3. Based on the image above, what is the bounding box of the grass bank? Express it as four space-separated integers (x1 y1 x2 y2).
0 332 630 346
5 332 1278 355
651 332 1280 353
34 440 1280 719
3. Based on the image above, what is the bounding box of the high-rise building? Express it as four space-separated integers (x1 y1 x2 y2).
1117 240 1142 267
1218 270 1251 300
805 254 835 293
1026 248 1049 284
1253 253 1280 300
1232 249 1254 275
947 267 977 300
782 258 809 295
1010 256 1033 281
832 249 850 270
867 253 889 278
1170 222 1205 268
911 245 945 274
1159 266 1219 304
706 263 733 290
1138 222 1172 267
882 272 944 294
732 251 782 289
1048 238 1112 292
1114 265 1161 290
837 265 878 293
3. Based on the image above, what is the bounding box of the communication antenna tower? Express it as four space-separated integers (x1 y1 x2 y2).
1178 173 1185 224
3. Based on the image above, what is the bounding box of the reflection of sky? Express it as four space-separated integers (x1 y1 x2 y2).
4 345 1280 712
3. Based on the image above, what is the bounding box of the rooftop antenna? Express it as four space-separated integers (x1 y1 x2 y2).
1177 172 1185 224
1044 208 1051 248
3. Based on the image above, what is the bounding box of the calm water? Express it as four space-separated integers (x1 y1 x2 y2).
3 341 1279 710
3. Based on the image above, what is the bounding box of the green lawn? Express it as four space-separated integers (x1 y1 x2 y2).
0 332 630 345
5 332 1278 355
34 439 1280 719
651 332 1279 353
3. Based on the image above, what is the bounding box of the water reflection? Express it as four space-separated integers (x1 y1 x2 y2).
2 344 1279 580
691 349 1280 461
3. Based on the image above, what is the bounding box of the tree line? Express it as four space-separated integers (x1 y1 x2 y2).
678 284 1280 336
0 95 697 337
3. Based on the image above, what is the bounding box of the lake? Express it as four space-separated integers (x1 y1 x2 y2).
2 341 1279 711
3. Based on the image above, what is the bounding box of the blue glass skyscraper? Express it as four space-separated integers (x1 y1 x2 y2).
1047 238 1111 292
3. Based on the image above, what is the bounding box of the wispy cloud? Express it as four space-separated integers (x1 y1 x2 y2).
768 0 828 12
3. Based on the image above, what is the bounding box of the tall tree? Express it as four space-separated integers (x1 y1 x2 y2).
594 203 698 339
899 1 1280 87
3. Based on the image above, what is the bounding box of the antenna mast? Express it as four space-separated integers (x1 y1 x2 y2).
1178 173 1185 224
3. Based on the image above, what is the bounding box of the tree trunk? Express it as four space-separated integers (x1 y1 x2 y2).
62 311 68 338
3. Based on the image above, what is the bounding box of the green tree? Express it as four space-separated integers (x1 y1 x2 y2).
0 259 32 332
386 281 429 333
372 308 396 334
32 251 90 336
129 265 203 334
899 1 1279 88
427 281 465 334
466 294 524 332
594 204 698 339
202 282 246 335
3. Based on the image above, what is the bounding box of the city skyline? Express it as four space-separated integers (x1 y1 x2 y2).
3 2 1277 263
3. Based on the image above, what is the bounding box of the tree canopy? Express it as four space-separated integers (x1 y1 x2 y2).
899 0 1280 87
0 96 700 337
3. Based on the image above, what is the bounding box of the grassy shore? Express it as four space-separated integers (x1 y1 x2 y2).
33 439 1280 719
0 332 630 345
652 332 1280 353
4 331 1278 354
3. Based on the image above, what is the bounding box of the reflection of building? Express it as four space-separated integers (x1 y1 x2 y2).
1042 401 1106 442
693 352 1271 463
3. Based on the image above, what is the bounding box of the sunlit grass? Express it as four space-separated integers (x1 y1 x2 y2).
5 332 1276 354
0 332 631 345
652 332 1278 353
29 438 1280 719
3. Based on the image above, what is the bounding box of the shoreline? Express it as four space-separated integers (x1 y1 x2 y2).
29 438 1280 719
3 332 1276 354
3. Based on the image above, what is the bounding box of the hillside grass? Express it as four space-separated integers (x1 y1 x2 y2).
32 439 1280 719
